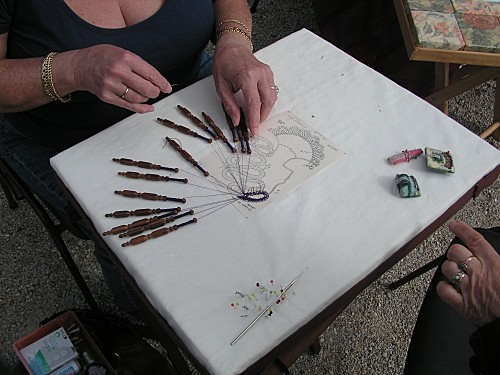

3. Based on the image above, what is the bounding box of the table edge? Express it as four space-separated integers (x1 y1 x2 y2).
242 164 500 375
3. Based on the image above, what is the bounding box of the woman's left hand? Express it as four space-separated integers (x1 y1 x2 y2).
212 37 277 135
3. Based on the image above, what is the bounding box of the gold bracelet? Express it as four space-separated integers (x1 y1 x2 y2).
41 52 71 103
216 26 253 52
216 19 251 36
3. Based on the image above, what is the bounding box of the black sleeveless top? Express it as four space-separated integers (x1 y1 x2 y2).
0 0 214 147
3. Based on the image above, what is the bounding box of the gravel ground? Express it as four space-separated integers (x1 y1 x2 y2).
0 1 498 374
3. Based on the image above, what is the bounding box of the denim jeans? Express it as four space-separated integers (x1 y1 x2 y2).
0 114 142 315
198 50 213 80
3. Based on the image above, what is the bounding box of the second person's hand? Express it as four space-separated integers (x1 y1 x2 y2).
437 220 500 327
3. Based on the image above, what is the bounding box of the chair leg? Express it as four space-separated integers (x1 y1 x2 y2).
24 189 100 310
0 168 19 209
480 121 500 140
250 0 261 13
388 254 446 290
309 338 321 355
23 188 100 310
0 159 100 310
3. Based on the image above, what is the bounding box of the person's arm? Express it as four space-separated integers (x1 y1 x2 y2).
0 33 171 114
212 0 277 135
0 32 53 112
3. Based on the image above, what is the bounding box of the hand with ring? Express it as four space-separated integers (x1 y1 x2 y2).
70 44 173 113
212 35 278 136
437 220 500 327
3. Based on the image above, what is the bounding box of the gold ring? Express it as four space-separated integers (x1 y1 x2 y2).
121 86 129 100
458 255 475 272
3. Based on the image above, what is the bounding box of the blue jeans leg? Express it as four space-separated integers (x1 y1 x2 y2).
0 115 72 216
0 114 142 317
198 50 213 80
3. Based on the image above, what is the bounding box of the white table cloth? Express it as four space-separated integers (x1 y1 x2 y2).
51 29 499 374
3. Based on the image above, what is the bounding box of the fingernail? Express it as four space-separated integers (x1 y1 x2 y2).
448 219 459 229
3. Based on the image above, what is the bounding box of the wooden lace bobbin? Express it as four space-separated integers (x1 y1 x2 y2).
177 105 217 139
114 189 187 203
121 218 197 247
236 126 247 153
238 108 251 154
118 210 195 238
117 171 188 184
112 158 178 173
201 112 237 153
222 104 238 142
102 209 183 236
164 137 210 177
105 208 180 218
156 118 212 143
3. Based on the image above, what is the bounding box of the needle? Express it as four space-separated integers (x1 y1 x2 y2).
230 267 309 346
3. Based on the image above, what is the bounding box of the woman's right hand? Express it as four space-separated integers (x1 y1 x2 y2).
67 44 172 113
437 220 500 327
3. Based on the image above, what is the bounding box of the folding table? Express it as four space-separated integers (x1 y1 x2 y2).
51 29 499 374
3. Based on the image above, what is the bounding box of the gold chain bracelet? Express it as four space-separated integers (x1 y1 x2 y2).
216 26 253 52
41 52 71 103
215 19 251 36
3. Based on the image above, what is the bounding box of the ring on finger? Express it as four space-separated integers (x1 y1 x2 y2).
121 86 129 100
458 256 475 272
452 270 466 285
270 85 279 94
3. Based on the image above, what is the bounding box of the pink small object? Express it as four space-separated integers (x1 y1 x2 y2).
387 148 423 165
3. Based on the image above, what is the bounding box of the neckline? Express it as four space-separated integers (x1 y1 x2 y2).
56 0 167 33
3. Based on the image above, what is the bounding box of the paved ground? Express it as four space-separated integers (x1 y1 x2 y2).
1 1 498 374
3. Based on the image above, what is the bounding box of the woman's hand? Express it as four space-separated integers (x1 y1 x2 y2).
212 37 277 135
69 44 172 113
437 220 500 327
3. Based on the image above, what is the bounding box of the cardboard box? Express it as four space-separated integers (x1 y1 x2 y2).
13 311 115 375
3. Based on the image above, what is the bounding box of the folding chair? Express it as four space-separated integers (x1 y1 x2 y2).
0 157 99 311
388 255 446 290
251 0 261 13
